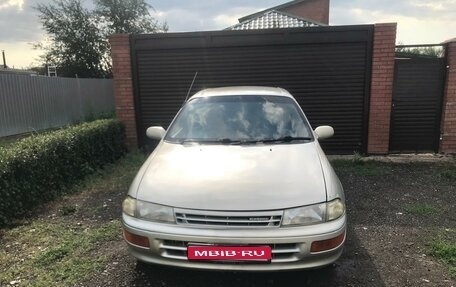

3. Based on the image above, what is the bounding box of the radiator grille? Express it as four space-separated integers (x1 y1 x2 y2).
175 210 282 228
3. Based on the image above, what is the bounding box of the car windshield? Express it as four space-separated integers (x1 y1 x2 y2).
165 95 313 144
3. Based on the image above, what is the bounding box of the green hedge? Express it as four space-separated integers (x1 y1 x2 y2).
0 119 126 226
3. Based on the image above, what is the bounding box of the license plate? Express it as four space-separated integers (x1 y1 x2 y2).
187 245 272 262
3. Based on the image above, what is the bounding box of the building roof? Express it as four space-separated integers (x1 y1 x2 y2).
226 10 322 31
238 0 312 23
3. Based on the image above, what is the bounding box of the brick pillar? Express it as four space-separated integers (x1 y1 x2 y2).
367 23 397 154
440 40 456 153
281 0 330 25
109 34 138 148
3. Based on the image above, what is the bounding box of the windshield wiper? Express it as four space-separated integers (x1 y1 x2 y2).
177 139 200 144
258 136 312 143
217 138 242 144
177 136 311 145
177 138 242 145
227 136 312 145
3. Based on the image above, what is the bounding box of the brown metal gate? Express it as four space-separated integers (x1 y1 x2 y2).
390 46 447 153
130 26 374 154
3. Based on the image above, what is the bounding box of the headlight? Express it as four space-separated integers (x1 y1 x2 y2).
137 200 175 223
122 196 175 223
282 203 326 226
122 196 136 217
282 199 345 226
326 198 345 221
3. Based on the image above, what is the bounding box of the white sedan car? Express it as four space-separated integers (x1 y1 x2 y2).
122 86 346 271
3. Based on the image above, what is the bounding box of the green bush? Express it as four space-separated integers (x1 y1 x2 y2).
0 119 126 226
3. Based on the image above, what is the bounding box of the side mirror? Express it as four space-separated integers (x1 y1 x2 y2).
146 126 166 140
314 126 334 140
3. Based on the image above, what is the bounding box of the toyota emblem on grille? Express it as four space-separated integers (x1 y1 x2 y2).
249 217 269 221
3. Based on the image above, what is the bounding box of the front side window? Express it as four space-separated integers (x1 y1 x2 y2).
165 95 313 143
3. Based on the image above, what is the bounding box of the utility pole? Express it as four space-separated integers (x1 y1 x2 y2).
1 50 7 68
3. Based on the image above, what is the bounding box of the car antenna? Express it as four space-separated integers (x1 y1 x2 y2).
182 71 198 107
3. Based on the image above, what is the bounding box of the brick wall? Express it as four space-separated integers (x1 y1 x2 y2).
440 40 456 153
367 23 397 154
109 34 138 148
281 0 330 24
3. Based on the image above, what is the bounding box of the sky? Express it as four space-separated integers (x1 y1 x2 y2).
0 0 455 69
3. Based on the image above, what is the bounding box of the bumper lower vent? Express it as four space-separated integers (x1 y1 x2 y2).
160 240 301 263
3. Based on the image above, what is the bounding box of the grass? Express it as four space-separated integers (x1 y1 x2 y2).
331 158 393 176
428 230 456 278
438 166 456 181
405 203 441 215
0 151 147 287
70 149 147 194
0 220 121 286
60 204 77 216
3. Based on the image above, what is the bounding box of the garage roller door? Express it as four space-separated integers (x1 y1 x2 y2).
131 26 373 154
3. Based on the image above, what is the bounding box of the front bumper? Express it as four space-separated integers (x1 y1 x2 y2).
122 213 346 271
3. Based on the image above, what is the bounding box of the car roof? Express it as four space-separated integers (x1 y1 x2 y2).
189 86 293 100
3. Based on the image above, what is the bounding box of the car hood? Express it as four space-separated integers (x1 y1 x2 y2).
135 142 327 211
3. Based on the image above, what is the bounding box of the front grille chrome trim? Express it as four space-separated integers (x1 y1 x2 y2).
174 209 283 228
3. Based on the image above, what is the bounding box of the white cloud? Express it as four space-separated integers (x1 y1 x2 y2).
0 41 42 68
395 16 455 44
212 6 262 28
155 8 203 32
213 14 240 28
0 0 24 11
2 0 456 67
331 6 455 44
411 0 456 12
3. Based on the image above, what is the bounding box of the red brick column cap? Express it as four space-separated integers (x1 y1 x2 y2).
442 37 456 44
374 22 397 27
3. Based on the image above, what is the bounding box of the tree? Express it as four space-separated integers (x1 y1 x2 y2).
396 42 444 58
95 0 168 34
35 0 167 78
35 0 110 78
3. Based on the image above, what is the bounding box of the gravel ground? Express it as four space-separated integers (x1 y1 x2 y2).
80 160 455 287
2 157 455 287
